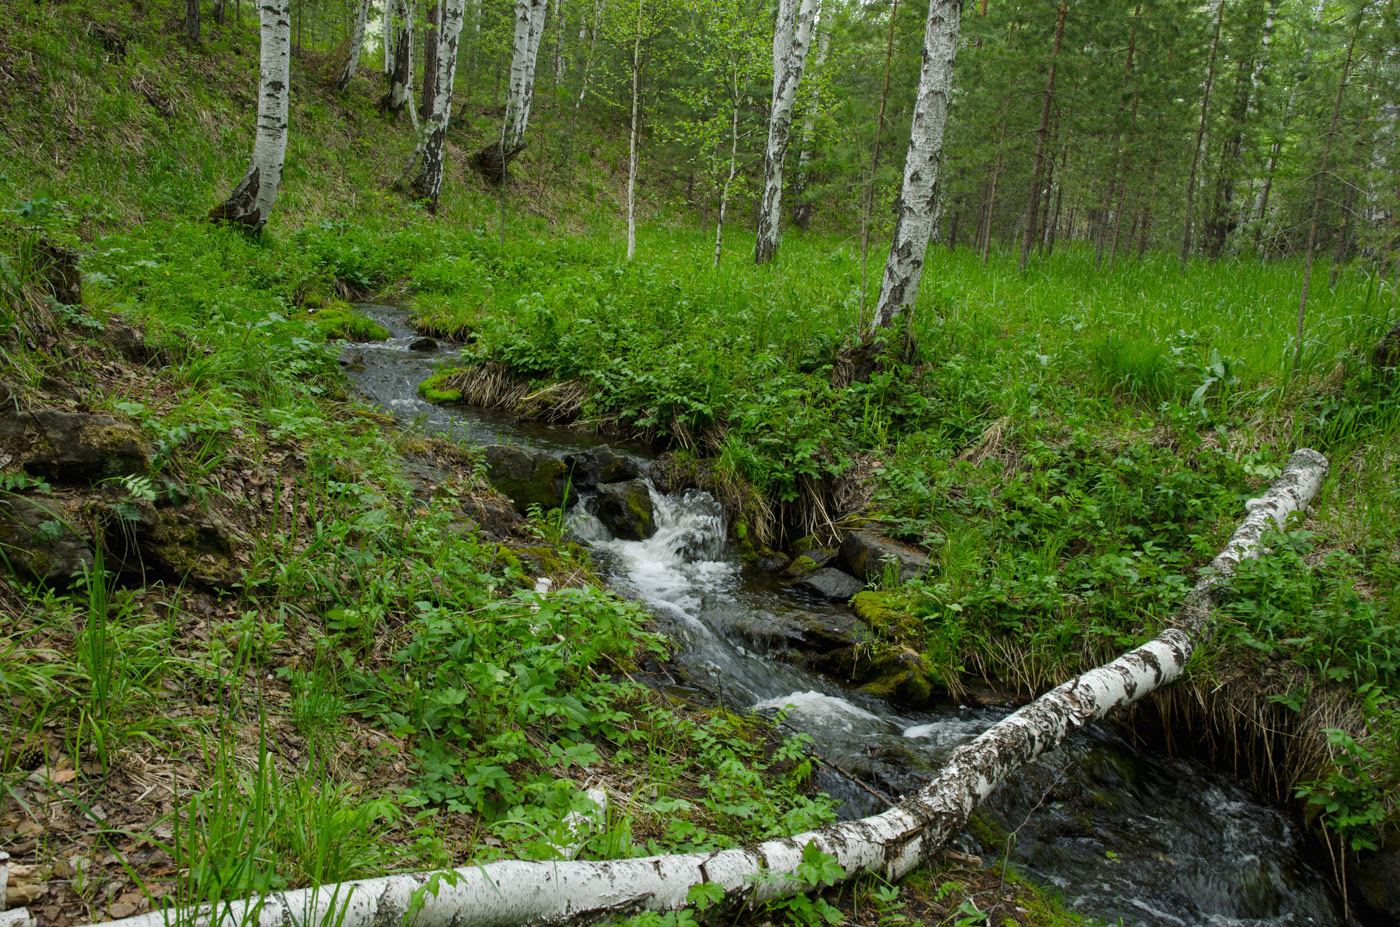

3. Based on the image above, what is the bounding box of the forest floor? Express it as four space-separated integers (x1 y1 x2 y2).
2 1 1399 925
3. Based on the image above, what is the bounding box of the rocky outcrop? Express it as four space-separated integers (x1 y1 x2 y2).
0 411 151 483
593 479 656 541
0 496 94 585
565 446 644 492
790 567 865 602
479 444 574 515
839 530 929 584
105 500 242 587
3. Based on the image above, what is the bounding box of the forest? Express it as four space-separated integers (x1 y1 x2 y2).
0 0 1397 925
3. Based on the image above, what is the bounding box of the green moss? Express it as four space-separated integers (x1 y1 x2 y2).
790 535 820 554
965 808 1009 852
418 371 463 403
495 457 568 513
851 590 922 644
788 554 819 575
309 303 390 341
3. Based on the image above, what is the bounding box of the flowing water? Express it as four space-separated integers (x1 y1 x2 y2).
346 305 1349 927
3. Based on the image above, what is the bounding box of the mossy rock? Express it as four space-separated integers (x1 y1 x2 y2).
851 590 923 644
594 479 656 540
418 372 463 403
480 445 574 515
965 808 1010 852
857 648 933 706
0 410 152 482
308 302 390 341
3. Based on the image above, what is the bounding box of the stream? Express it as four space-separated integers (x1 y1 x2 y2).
344 305 1349 927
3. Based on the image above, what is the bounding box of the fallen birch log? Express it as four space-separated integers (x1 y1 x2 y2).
88 449 1328 927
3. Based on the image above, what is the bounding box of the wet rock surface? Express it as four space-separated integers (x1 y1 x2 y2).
565 445 645 491
592 479 656 540
790 567 866 602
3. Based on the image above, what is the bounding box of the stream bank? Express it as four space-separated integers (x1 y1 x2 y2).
346 304 1353 927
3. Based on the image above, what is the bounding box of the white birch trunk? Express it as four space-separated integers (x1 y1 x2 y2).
625 0 642 261
575 1 601 111
502 0 550 151
714 71 743 267
383 0 415 114
81 451 1329 927
405 0 466 209
383 0 394 74
868 0 959 334
209 0 292 232
336 0 373 89
553 0 566 81
753 0 817 264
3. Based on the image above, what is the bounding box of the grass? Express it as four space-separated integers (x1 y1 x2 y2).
1 0 1397 922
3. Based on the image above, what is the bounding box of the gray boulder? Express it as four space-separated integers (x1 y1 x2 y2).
790 567 866 602
839 529 930 584
593 479 656 540
0 496 94 585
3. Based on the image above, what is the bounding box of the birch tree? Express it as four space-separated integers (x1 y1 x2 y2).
475 0 550 184
867 0 961 335
336 0 373 90
753 0 818 265
208 0 292 233
401 0 468 211
381 0 415 115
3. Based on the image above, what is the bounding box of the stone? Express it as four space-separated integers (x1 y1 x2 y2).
789 567 865 602
0 496 94 585
815 644 934 707
781 548 837 579
105 500 241 587
0 411 151 483
839 529 930 584
408 337 439 353
756 552 792 573
106 323 166 365
564 445 644 492
1353 845 1400 923
478 445 574 515
592 479 656 541
461 494 527 538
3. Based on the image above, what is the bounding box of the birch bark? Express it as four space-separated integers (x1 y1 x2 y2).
83 450 1329 927
867 0 960 334
753 0 817 265
405 0 467 210
336 0 373 90
383 0 394 74
476 0 549 183
209 0 292 232
381 0 415 115
626 0 643 260
714 61 746 266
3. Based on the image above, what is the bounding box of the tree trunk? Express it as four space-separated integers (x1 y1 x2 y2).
78 451 1327 927
867 0 961 334
754 0 818 265
185 0 201 43
335 0 372 89
715 64 744 266
212 0 225 25
859 0 899 321
575 0 602 110
626 0 642 260
403 0 467 211
383 0 394 74
792 17 829 232
477 0 549 184
1295 9 1362 373
380 0 415 115
209 0 292 232
1180 0 1224 267
1018 0 1067 274
420 2 442 121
